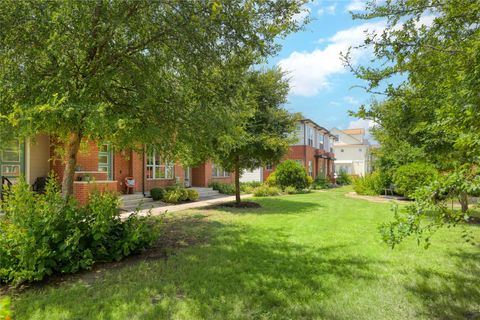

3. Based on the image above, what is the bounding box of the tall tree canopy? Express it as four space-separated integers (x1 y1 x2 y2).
217 68 299 205
343 0 480 246
0 0 306 196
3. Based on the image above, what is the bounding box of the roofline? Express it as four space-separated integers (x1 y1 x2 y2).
300 119 338 140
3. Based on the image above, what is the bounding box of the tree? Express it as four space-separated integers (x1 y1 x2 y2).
217 68 299 205
343 0 480 245
0 0 306 198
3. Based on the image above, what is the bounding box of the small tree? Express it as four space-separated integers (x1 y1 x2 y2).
217 68 299 205
274 160 310 191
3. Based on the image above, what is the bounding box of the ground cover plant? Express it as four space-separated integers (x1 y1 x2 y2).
0 178 159 284
7 187 479 319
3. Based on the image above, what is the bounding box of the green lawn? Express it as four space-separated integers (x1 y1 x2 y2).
9 188 480 319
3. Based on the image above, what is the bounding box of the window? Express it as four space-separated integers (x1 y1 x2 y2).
1 139 21 177
265 164 273 170
308 160 313 177
307 126 314 146
212 163 229 177
98 144 112 180
1 140 20 162
317 133 324 148
146 151 173 179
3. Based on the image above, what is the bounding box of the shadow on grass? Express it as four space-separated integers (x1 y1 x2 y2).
206 197 323 215
14 215 381 319
406 249 480 319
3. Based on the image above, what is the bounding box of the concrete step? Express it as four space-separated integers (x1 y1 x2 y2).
191 187 220 198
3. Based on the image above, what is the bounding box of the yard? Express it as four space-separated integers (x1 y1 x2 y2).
8 187 480 319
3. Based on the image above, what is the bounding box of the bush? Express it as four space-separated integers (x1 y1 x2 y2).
274 160 309 190
187 189 199 201
209 182 235 195
312 175 330 189
353 171 388 196
0 177 158 284
163 189 182 203
150 188 165 201
265 172 277 186
336 170 352 185
240 181 262 194
284 186 297 194
393 162 438 198
306 175 313 187
253 185 282 197
178 188 189 201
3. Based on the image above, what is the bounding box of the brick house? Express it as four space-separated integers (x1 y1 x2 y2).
0 134 233 204
262 119 337 182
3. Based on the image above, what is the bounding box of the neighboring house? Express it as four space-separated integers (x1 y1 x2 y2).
258 119 337 182
330 128 372 176
0 134 233 204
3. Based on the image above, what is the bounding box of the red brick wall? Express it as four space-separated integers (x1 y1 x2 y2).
73 181 118 206
191 162 234 187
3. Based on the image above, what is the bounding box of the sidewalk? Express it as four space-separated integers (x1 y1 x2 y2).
120 194 253 219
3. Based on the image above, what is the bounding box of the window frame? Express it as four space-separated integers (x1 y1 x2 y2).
146 151 174 180
212 163 230 177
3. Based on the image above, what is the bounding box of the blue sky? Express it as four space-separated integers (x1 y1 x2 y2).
270 0 381 132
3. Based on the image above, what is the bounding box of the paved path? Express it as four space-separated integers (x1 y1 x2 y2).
120 194 253 219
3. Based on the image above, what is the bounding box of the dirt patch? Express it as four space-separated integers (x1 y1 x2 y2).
219 201 262 209
345 192 411 204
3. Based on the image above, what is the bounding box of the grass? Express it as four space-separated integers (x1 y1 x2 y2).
7 187 480 319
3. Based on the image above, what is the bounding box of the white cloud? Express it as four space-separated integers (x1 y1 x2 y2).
278 21 386 96
343 96 359 106
326 3 337 15
345 0 365 11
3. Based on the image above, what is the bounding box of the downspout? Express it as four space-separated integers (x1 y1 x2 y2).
142 145 145 197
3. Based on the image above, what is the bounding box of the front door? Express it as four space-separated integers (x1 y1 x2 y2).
0 139 24 183
184 167 192 187
98 144 113 180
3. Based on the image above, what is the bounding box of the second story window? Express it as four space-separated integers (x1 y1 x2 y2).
307 126 314 146
317 133 324 149
212 163 229 177
265 164 273 170
146 151 173 179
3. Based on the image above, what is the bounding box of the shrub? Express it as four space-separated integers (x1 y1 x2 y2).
393 162 438 198
284 186 297 194
253 185 282 197
336 170 352 185
163 189 182 203
187 189 199 201
312 175 330 189
0 177 158 284
0 297 11 320
209 182 235 195
274 160 309 190
265 172 277 186
178 188 189 201
353 171 388 196
150 188 165 201
240 181 262 193
306 175 313 187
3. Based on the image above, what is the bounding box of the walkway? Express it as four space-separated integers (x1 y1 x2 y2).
120 194 253 219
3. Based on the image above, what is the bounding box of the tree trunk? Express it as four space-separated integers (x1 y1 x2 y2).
61 132 82 199
459 191 469 213
235 156 241 205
